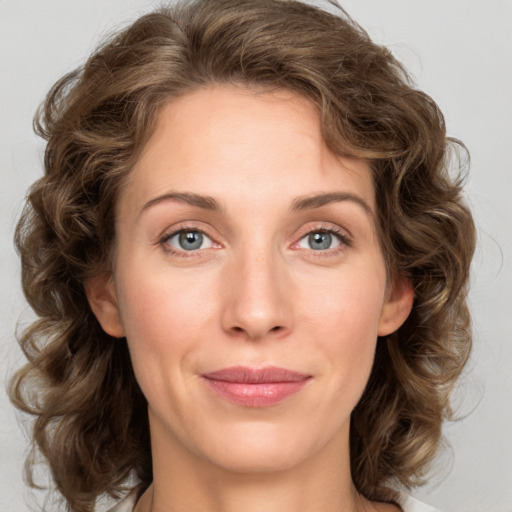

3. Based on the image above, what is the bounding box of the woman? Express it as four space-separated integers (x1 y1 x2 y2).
10 1 475 511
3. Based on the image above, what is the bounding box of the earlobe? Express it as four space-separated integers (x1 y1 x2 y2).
85 273 125 338
377 275 414 337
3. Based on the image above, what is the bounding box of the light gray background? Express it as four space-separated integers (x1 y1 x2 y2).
1 1 511 510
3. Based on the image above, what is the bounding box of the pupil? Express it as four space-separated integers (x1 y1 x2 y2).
309 232 331 250
179 231 203 250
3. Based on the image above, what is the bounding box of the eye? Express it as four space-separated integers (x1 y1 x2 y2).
296 229 347 251
164 229 214 252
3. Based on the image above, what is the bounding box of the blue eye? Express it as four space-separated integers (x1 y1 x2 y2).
297 230 342 251
166 230 214 251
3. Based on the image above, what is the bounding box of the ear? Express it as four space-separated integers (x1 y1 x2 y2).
85 273 125 338
377 274 414 337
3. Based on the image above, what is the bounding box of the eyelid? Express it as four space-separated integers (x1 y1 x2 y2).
291 223 353 252
157 222 222 256
156 221 352 258
166 230 214 250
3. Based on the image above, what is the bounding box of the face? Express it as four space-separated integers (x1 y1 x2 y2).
88 85 412 475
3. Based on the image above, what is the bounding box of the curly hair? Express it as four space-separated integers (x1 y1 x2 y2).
10 0 475 510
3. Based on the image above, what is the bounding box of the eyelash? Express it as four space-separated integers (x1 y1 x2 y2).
295 225 353 256
158 223 352 258
158 223 217 258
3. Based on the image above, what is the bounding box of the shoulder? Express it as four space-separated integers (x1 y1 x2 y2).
396 492 442 512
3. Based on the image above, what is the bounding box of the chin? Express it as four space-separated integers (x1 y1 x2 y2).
196 421 329 474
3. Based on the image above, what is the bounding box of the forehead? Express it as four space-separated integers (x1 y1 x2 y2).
121 85 376 218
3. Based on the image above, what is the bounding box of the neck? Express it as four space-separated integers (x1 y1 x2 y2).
138 464 365 512
134 413 385 512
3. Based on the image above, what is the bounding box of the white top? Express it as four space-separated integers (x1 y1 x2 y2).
106 491 441 512
397 494 440 512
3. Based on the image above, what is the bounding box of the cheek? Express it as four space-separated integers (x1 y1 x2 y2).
114 267 217 388
117 264 216 336
299 264 386 388
301 263 386 336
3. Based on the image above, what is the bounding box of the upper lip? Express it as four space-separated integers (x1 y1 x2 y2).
202 366 311 383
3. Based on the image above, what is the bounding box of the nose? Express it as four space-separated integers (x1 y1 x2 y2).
220 247 293 341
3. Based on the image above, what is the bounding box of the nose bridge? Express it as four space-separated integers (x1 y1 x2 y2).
221 238 292 340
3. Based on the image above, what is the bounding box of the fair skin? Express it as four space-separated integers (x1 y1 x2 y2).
87 86 413 512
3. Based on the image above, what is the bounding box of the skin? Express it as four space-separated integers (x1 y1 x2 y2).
87 85 412 512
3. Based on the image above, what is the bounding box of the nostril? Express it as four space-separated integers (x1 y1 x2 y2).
230 325 282 335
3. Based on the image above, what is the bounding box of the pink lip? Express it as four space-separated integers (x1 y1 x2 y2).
202 366 311 407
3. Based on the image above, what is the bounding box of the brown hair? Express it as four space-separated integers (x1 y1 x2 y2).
10 0 475 510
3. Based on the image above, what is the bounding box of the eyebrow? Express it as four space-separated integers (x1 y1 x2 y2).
140 191 372 217
140 192 225 215
290 192 373 216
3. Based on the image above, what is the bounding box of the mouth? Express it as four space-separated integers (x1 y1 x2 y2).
201 366 312 407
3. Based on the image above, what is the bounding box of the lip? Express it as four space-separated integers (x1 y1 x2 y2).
201 366 311 407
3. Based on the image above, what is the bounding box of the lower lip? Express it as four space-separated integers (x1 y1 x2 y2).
203 378 310 407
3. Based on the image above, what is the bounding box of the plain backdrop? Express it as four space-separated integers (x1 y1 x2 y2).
1 0 511 511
